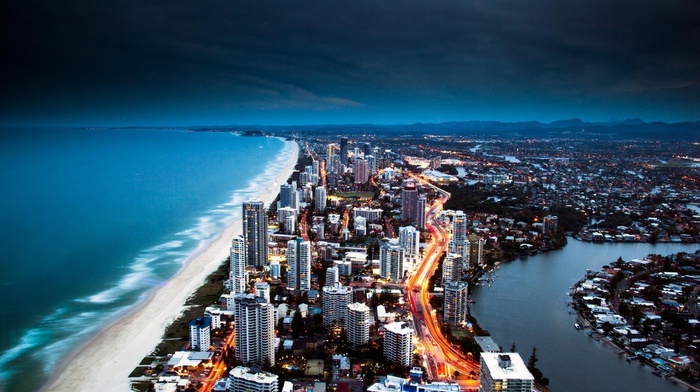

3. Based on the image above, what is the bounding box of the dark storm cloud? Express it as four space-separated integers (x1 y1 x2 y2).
1 0 698 125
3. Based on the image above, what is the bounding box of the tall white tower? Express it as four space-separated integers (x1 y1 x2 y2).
287 237 311 291
322 282 353 327
230 235 248 294
347 302 370 348
379 239 405 283
383 321 414 367
234 294 275 366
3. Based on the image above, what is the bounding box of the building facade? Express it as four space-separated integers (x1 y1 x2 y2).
347 302 370 348
234 294 275 366
287 237 311 291
230 235 248 294
401 181 418 221
444 281 469 326
243 200 268 268
383 321 414 367
379 239 405 283
322 282 353 327
189 317 211 352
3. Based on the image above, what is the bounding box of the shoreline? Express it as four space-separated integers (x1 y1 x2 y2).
42 138 299 392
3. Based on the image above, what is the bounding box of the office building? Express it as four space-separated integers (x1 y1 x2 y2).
243 200 268 268
287 237 311 291
347 302 370 348
444 281 469 326
322 282 353 327
383 321 414 367
379 239 405 283
189 317 211 352
228 365 279 392
234 294 275 366
479 353 534 392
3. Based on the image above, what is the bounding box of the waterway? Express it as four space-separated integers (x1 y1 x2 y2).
470 239 699 392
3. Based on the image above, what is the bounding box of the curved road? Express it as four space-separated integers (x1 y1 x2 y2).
405 176 479 390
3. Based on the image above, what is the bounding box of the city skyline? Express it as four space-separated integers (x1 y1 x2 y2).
2 0 698 127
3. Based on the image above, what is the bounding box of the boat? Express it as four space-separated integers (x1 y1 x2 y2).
574 323 582 330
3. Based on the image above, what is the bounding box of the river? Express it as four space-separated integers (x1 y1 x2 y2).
470 239 699 391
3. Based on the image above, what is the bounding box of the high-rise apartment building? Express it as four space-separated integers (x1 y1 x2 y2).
287 237 311 291
444 281 469 326
243 200 268 268
449 210 469 263
398 226 420 259
467 234 485 268
228 366 279 392
322 282 353 327
230 235 248 293
354 158 369 184
416 195 427 230
279 182 298 211
340 137 349 166
325 266 339 286
379 239 405 283
442 253 463 284
479 353 534 392
234 294 275 366
401 181 418 221
383 321 414 367
189 317 211 352
315 186 327 212
543 215 558 235
347 302 370 348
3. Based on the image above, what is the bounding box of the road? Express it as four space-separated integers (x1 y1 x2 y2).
405 177 479 390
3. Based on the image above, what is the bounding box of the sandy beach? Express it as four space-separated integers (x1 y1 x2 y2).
42 139 298 392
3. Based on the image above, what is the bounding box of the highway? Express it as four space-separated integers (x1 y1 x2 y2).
405 176 479 391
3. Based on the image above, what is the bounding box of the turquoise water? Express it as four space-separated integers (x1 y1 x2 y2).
0 128 291 391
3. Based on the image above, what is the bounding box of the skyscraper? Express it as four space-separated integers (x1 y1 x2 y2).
379 239 405 283
243 200 268 268
315 186 327 212
479 353 534 392
416 194 427 230
347 302 370 348
287 237 311 291
354 158 369 184
230 235 248 293
325 266 339 286
401 181 418 221
442 253 463 284
340 137 349 166
467 234 485 268
398 226 420 259
234 294 275 366
444 281 469 326
383 321 414 367
279 182 298 211
322 282 353 327
449 210 469 263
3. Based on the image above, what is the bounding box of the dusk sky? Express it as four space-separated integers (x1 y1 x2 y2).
2 0 698 126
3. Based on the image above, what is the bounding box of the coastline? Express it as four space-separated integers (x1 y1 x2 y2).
42 138 298 392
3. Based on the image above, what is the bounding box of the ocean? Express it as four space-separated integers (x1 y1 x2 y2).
0 128 291 392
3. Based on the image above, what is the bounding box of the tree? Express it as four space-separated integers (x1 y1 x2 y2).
510 342 517 352
527 346 538 369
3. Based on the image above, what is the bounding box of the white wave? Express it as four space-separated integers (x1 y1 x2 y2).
0 328 50 380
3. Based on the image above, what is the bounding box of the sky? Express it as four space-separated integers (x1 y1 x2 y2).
1 0 698 126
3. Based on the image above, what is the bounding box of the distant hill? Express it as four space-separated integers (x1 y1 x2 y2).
193 119 700 141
